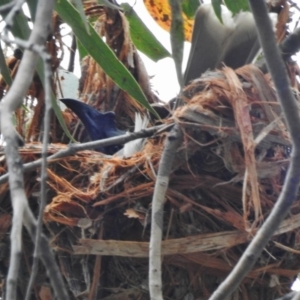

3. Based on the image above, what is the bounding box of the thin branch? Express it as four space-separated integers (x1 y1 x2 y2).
0 123 171 184
67 33 77 72
88 223 103 300
22 207 69 299
0 2 16 14
209 0 300 299
149 124 183 300
3 0 25 31
25 47 52 299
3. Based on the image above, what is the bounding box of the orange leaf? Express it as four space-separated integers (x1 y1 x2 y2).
143 0 194 41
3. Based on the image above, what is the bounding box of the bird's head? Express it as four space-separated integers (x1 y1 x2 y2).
60 98 124 154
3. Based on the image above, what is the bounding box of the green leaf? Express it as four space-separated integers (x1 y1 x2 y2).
224 0 249 14
97 0 121 11
71 0 90 34
55 0 159 118
0 45 12 86
27 0 38 22
76 38 88 61
121 3 171 62
181 0 200 19
211 0 223 23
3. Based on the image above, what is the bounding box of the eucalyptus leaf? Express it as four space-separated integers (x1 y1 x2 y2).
211 0 223 23
55 0 159 118
71 0 90 34
224 0 249 14
121 3 170 62
27 0 38 22
182 0 200 19
97 0 121 11
76 38 88 61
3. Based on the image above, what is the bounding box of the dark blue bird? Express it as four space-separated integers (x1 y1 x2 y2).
60 98 125 155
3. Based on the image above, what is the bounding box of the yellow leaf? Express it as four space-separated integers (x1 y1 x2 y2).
144 0 194 41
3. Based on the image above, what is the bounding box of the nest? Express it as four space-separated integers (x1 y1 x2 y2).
1 64 299 299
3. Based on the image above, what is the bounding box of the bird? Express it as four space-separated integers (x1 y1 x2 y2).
118 112 149 158
184 3 261 85
60 98 148 156
60 98 124 155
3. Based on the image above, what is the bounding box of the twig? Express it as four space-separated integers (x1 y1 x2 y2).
68 33 77 72
22 209 69 299
209 0 300 299
0 123 171 184
3 0 25 31
88 223 103 300
149 124 183 300
25 46 52 300
0 2 16 14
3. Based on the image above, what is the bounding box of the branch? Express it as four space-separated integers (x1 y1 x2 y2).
209 0 300 299
0 123 171 184
25 45 52 300
149 124 183 300
0 1 69 299
3 0 25 31
0 1 16 14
